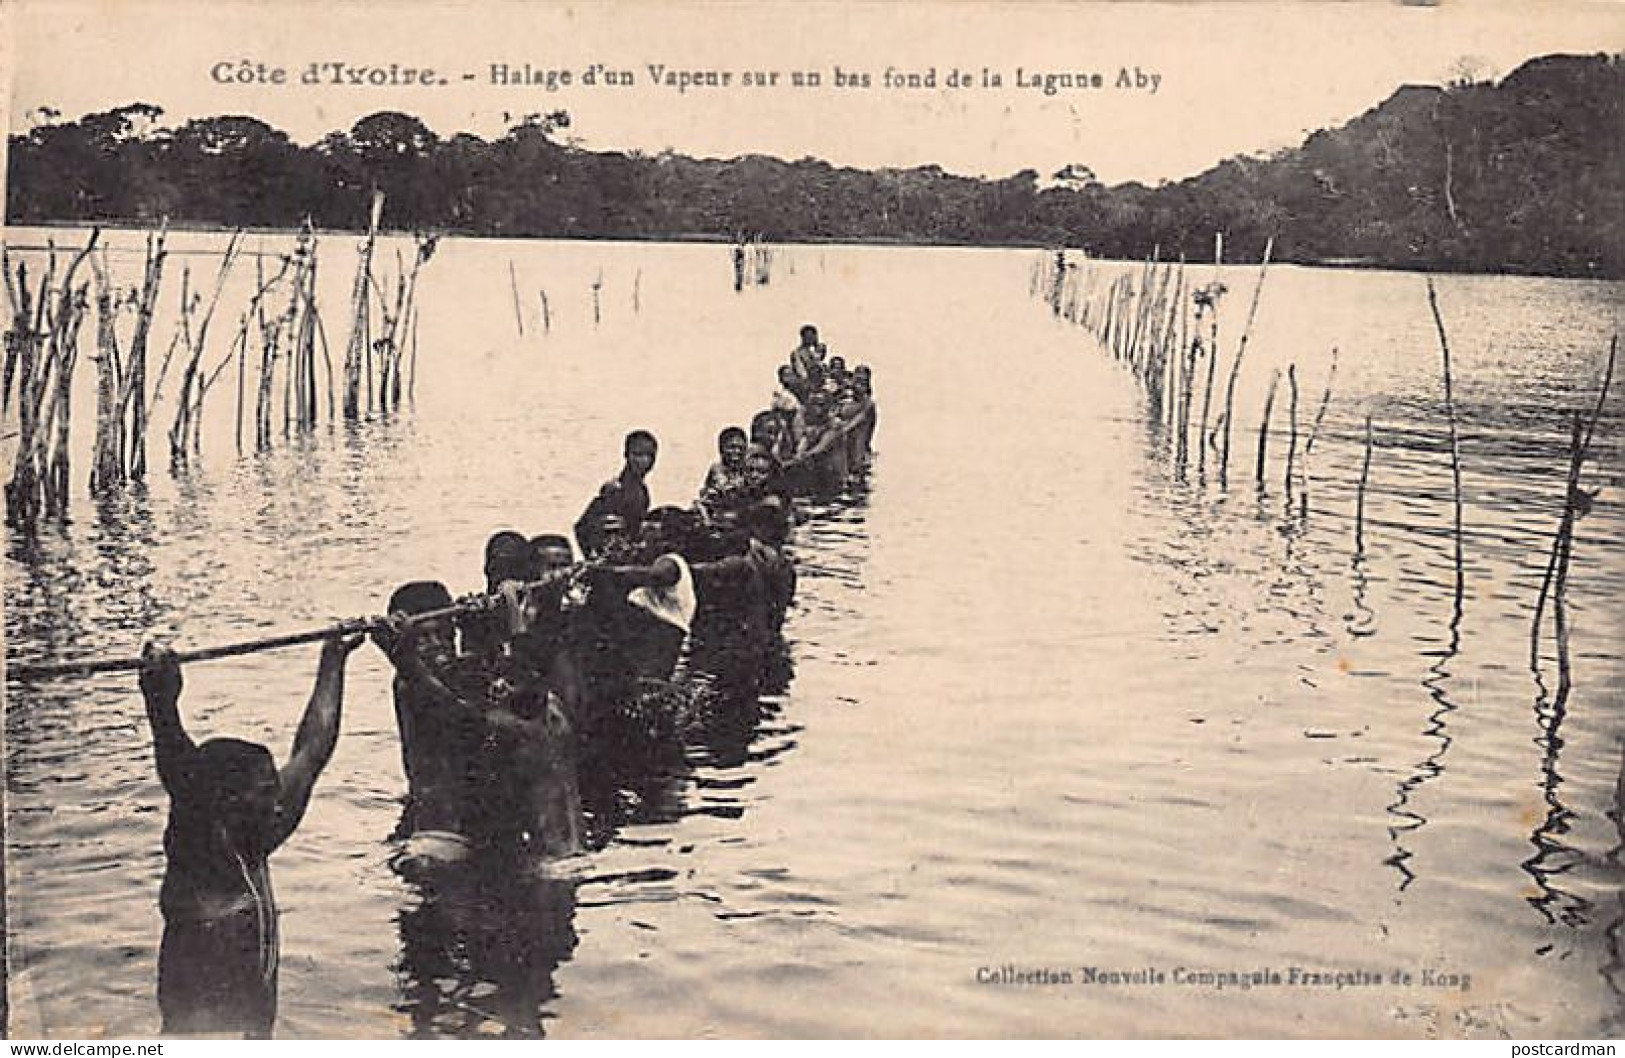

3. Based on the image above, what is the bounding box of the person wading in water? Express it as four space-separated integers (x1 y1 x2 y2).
139 632 364 1037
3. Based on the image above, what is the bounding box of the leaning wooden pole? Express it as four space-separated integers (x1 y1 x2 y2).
509 259 525 337
1530 335 1616 667
1284 363 1300 504
1255 367 1282 489
1218 237 1274 489
119 222 167 481
1424 277 1465 596
343 191 384 419
1355 413 1375 554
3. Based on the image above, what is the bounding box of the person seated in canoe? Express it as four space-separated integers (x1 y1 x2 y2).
574 429 658 559
696 426 749 521
744 444 793 509
793 391 835 456
773 365 806 410
789 324 827 390
750 408 796 464
825 355 850 390
138 631 364 1038
835 387 868 424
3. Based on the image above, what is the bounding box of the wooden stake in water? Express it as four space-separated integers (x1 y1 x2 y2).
1256 367 1282 489
1196 232 1224 481
540 289 552 335
342 192 384 419
1299 348 1339 518
509 259 525 337
1356 413 1375 554
1424 277 1465 597
1218 237 1274 489
1284 363 1300 503
1530 335 1616 668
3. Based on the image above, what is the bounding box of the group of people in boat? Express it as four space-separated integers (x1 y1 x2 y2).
133 324 874 1037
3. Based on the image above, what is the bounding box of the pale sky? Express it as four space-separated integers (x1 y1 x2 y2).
8 0 1625 185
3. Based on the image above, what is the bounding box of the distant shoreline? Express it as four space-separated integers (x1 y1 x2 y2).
4 218 1616 282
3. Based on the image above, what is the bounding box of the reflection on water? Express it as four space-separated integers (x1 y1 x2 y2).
6 236 1625 1038
1385 576 1463 892
1524 665 1590 930
394 857 579 1039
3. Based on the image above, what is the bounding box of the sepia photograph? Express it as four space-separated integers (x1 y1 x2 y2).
1 0 1622 1040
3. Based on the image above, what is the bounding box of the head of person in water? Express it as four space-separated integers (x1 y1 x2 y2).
744 496 790 548
639 505 697 559
750 410 784 449
744 445 778 492
484 530 531 591
805 390 832 426
385 580 458 671
530 534 575 573
717 426 748 471
597 513 636 562
623 430 658 481
194 737 280 856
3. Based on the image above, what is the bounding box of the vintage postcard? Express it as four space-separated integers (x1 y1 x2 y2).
2 0 1623 1040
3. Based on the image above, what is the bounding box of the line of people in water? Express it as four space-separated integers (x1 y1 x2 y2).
133 324 875 1037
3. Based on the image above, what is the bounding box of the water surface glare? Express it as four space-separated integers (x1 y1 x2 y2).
5 235 1624 1037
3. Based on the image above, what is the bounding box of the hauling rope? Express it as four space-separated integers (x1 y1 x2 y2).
5 568 581 681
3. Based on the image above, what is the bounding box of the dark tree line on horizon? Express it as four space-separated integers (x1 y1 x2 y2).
7 52 1622 278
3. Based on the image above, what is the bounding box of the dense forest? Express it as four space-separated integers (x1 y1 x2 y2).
7 53 1622 277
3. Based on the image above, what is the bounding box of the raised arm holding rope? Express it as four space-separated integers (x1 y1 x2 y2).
141 630 364 1038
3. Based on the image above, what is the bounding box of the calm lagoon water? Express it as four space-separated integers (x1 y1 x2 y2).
4 231 1623 1037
